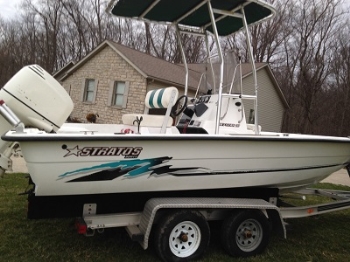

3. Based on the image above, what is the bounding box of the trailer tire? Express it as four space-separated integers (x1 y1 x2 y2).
154 210 210 262
221 210 270 257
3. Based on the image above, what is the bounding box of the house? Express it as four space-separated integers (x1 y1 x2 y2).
53 61 75 80
57 40 288 132
240 63 288 132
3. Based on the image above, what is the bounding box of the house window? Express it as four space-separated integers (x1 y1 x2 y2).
109 81 129 108
84 79 96 103
112 81 126 106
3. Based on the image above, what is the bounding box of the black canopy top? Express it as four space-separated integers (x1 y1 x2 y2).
107 0 275 36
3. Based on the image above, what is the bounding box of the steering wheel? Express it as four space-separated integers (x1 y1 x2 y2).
171 95 188 117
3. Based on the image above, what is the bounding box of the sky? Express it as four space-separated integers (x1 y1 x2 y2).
0 0 349 20
0 0 21 20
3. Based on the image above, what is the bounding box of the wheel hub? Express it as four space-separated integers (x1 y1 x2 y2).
242 229 253 239
179 231 189 242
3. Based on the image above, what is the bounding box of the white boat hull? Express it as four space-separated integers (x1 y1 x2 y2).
11 128 350 196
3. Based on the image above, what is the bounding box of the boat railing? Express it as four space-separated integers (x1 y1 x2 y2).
194 73 206 101
221 93 257 101
192 50 243 106
219 93 257 124
228 59 243 95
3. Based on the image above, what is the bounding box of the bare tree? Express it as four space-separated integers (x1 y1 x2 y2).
22 0 64 72
224 0 292 64
328 22 350 136
60 0 92 59
280 0 345 134
0 19 30 86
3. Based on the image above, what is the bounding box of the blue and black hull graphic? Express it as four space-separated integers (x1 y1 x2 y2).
60 157 201 182
58 156 344 183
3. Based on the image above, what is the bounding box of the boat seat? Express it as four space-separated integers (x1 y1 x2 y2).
122 87 178 133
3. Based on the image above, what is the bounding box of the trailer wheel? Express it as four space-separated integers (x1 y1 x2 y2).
154 210 210 262
221 210 270 257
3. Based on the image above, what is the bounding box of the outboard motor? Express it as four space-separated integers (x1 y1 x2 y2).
0 65 73 132
0 64 74 174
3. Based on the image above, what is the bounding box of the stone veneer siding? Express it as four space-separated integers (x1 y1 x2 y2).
62 46 147 124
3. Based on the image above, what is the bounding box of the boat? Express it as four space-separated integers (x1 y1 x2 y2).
1 0 350 219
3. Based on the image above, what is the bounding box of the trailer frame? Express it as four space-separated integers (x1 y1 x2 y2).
75 187 350 260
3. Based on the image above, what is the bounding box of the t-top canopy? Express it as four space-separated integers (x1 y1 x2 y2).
107 0 275 36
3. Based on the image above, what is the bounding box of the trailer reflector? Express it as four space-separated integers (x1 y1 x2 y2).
307 208 315 214
75 218 87 234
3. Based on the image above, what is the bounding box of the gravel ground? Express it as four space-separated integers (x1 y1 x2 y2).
6 156 350 187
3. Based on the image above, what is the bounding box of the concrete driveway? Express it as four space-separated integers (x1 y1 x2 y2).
321 168 350 186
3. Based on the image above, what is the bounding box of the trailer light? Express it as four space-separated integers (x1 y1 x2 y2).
307 208 315 214
75 218 87 234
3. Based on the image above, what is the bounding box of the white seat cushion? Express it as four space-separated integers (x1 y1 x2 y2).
122 87 178 129
145 87 178 108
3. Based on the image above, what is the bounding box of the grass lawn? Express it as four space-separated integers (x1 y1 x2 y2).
1 173 350 261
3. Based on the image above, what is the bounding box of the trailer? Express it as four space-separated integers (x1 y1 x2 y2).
74 188 350 261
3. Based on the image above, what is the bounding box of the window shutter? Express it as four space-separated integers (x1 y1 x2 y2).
122 81 129 108
92 80 98 103
81 80 86 102
108 81 114 106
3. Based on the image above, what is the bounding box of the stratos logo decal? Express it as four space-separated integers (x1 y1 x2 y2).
62 145 143 158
